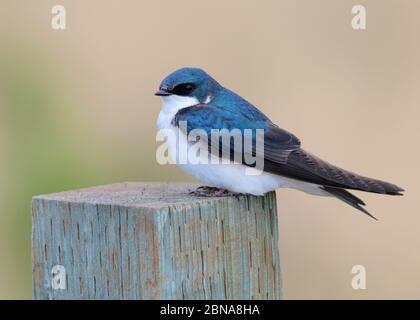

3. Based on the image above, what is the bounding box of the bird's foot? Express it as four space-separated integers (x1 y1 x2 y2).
190 186 243 197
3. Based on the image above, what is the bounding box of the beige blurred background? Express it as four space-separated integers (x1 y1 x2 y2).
0 0 418 299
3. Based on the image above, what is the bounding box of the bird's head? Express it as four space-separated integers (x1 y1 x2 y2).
155 67 221 104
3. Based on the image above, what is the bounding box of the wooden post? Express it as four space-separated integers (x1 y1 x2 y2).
32 182 282 299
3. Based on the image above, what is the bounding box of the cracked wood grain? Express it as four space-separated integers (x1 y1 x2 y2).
32 182 282 299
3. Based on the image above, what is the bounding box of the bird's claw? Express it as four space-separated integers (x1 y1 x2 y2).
189 186 243 197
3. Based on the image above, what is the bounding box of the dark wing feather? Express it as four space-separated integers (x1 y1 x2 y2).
173 104 301 164
264 148 404 195
260 121 301 164
173 104 404 196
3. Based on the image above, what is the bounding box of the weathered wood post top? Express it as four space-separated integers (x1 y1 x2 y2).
32 182 282 299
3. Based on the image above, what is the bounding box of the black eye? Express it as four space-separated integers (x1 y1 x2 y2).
172 83 195 96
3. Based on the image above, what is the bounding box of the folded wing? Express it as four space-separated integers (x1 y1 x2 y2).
173 104 404 195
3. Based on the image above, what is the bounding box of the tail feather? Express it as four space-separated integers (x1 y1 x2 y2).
322 186 378 220
285 149 405 195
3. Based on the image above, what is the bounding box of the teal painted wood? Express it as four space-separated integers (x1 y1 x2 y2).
32 182 282 299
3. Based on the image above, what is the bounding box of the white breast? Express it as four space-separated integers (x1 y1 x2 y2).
157 95 328 196
157 95 200 131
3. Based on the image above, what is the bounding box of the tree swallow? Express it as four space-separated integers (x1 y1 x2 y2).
155 67 404 219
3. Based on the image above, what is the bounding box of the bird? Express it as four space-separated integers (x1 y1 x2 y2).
155 67 404 219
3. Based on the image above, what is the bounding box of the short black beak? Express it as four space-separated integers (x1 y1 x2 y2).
155 88 171 96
